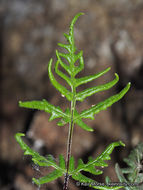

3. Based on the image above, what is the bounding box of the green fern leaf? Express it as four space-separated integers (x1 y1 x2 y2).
56 50 71 75
57 108 93 131
75 117 93 131
69 156 75 172
69 141 125 189
75 67 110 87
76 73 119 101
19 12 130 132
70 141 125 175
15 133 66 185
46 11 130 134
48 58 73 101
94 141 125 167
73 172 122 190
32 170 63 185
77 82 131 120
74 109 94 131
55 54 72 87
19 99 70 123
92 185 123 190
16 12 131 190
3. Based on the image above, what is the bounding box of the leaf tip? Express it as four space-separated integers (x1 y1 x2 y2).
75 12 84 18
49 58 53 64
55 49 58 54
89 128 94 132
15 133 25 138
79 12 85 16
70 12 84 29
19 101 23 107
15 133 25 142
114 73 119 83
114 73 119 78
124 82 131 93
128 82 131 86
119 141 125 147
32 178 40 185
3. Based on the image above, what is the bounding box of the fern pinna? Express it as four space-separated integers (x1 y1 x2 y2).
15 13 131 190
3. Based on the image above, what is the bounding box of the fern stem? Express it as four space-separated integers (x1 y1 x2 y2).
63 87 76 190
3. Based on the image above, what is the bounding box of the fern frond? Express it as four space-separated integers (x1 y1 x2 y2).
76 73 119 101
19 12 130 132
32 169 63 185
15 133 66 185
77 82 131 120
70 141 125 175
115 164 132 190
48 58 73 101
75 67 111 87
47 12 130 127
115 143 143 190
19 99 70 122
56 50 71 75
55 59 72 87
15 133 123 189
69 141 125 190
16 12 131 190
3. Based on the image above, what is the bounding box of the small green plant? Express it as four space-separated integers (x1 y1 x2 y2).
115 143 143 190
15 13 131 190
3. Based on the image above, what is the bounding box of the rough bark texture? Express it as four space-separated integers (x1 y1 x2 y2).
0 0 143 189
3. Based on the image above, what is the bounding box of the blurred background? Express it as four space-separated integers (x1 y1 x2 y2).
0 0 143 189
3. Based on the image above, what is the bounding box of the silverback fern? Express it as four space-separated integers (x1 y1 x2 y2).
115 143 143 190
15 13 131 190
